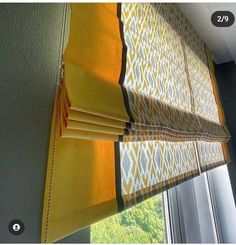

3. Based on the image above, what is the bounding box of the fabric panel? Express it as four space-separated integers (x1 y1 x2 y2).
196 141 228 171
64 61 129 122
119 140 200 208
64 3 122 85
62 84 126 129
119 3 229 142
121 5 192 113
185 45 220 123
63 3 129 124
41 88 118 243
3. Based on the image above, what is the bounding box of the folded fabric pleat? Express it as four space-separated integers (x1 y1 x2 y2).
41 87 118 243
64 61 129 122
62 85 126 129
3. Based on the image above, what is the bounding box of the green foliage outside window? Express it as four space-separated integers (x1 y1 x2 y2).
91 195 166 243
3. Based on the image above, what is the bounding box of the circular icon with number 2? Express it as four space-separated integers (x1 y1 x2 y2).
8 219 24 235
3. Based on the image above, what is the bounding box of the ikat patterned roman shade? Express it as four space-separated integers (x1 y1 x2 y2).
41 3 230 243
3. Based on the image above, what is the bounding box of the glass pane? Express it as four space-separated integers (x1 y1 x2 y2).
91 195 166 243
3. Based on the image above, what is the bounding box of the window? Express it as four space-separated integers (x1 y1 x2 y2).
91 195 166 243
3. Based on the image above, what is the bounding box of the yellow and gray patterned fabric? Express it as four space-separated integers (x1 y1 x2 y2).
120 3 229 141
42 3 231 242
197 141 227 171
118 3 230 207
119 140 199 208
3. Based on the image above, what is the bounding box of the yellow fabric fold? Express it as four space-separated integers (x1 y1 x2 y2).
63 3 129 127
60 93 120 141
61 128 119 141
65 120 124 135
62 84 127 129
41 88 118 243
64 61 129 122
64 3 122 85
61 87 125 135
67 109 127 129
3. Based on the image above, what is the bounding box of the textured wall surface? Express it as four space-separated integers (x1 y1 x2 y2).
0 4 89 242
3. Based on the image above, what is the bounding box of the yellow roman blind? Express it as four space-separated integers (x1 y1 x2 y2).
41 3 230 243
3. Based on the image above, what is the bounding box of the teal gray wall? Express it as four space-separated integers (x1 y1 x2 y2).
0 4 90 243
